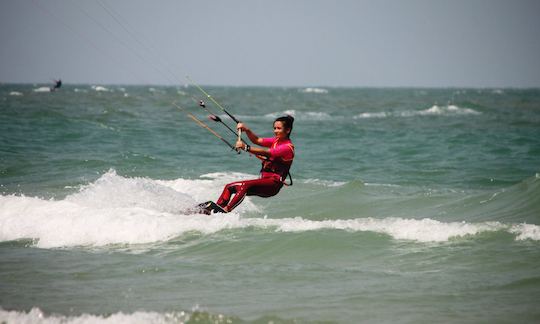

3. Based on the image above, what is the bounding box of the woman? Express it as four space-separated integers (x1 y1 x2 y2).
210 115 295 213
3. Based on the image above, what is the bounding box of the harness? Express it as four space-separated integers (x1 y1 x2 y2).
260 158 294 186
259 140 294 186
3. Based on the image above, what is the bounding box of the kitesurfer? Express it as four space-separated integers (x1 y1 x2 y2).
212 115 295 213
50 79 62 91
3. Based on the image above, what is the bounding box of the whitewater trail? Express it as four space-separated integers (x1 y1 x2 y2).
1 171 538 248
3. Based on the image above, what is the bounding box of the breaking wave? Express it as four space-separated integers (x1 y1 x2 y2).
0 307 242 324
0 171 538 249
237 105 480 122
354 105 481 119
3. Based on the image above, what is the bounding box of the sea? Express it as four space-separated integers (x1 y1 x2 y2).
1 84 539 323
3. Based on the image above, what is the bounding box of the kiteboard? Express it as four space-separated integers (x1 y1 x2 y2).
194 201 227 215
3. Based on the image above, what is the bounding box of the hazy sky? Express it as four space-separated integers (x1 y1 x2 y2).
1 0 539 87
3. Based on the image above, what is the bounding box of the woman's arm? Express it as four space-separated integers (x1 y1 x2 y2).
237 123 263 146
235 123 271 157
242 144 271 158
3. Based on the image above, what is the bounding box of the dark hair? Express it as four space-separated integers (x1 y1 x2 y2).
274 115 294 138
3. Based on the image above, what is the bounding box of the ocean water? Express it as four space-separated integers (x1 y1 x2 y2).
1 84 539 323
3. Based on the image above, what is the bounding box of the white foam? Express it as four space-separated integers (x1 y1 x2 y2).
354 105 480 119
510 223 540 241
148 87 165 94
92 85 110 92
261 110 333 121
67 170 195 213
0 307 191 324
364 182 402 188
300 87 329 94
2 190 538 247
354 112 389 119
1 171 538 248
9 91 23 96
157 171 260 212
33 87 51 93
414 105 480 116
246 105 479 122
242 217 510 242
263 109 296 119
0 170 259 248
304 111 333 120
301 178 347 187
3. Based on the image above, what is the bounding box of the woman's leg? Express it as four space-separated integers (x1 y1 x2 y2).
217 178 282 212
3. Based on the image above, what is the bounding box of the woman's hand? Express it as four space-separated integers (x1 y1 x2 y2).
237 123 249 132
235 139 245 151
236 122 263 148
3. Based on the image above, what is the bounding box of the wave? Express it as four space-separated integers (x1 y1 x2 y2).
1 188 538 248
299 87 329 94
0 307 240 324
1 171 539 248
240 109 334 121
91 85 111 92
476 173 540 223
1 172 539 248
236 105 480 122
0 170 257 248
32 87 51 93
301 178 347 187
292 173 540 224
354 104 481 119
263 217 539 242
148 87 166 94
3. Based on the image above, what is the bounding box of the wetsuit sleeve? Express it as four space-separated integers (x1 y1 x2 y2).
259 137 275 148
269 143 294 161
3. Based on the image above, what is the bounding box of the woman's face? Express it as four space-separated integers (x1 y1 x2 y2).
273 121 290 139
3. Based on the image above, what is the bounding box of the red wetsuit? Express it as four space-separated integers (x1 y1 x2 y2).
217 137 294 212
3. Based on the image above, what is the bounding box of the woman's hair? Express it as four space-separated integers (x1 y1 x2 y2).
274 115 294 138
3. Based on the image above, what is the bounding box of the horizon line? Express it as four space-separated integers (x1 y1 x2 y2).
2 81 539 90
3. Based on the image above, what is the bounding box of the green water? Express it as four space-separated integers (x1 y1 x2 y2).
1 85 540 323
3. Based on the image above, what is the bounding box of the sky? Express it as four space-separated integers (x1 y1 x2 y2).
1 0 539 88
